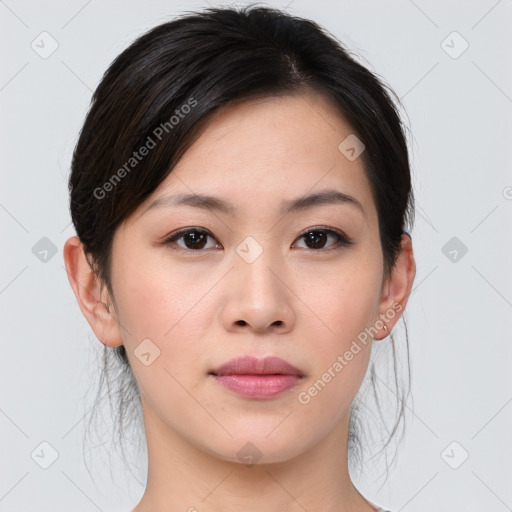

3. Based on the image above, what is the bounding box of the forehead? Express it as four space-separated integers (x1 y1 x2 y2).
132 92 377 227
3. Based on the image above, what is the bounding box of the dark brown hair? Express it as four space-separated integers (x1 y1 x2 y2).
69 3 415 482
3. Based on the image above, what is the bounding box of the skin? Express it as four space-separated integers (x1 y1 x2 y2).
64 91 416 512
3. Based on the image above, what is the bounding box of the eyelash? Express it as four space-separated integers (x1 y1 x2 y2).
161 226 354 254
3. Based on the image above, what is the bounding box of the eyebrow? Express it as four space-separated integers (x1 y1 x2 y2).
142 189 365 218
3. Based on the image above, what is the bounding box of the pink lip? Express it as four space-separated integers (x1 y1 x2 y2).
209 356 304 399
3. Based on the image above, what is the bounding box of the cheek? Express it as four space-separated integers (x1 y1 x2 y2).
111 263 211 414
113 249 212 340
298 256 382 343
294 254 381 397
111 252 218 396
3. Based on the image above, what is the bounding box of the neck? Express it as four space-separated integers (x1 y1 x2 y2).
133 397 377 512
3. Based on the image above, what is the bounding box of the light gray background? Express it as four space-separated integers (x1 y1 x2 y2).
1 0 511 511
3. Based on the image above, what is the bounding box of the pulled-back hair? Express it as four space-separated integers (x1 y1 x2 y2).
69 3 415 484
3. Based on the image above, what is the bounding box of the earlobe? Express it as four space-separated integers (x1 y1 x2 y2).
63 236 124 348
375 233 416 340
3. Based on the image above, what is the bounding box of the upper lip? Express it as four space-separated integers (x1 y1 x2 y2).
210 356 304 377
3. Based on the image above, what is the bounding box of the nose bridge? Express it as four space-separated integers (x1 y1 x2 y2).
221 234 294 332
234 234 283 299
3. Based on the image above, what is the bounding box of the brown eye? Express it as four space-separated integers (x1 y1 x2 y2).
295 228 353 251
164 228 220 251
180 231 208 249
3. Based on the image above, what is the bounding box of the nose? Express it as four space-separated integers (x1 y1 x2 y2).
220 248 295 335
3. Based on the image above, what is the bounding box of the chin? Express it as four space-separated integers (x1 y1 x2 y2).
199 428 315 467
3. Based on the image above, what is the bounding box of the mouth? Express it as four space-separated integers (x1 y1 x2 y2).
208 355 304 399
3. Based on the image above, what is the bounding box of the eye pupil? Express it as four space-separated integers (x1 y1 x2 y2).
305 230 327 249
185 231 207 249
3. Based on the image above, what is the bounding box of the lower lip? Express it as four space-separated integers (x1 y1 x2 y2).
212 374 302 399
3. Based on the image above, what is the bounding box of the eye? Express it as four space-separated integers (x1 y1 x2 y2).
161 226 353 253
293 227 353 251
163 228 221 251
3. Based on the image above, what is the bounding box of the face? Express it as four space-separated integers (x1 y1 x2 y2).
107 92 395 464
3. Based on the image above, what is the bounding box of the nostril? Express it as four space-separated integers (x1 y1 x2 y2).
234 320 284 327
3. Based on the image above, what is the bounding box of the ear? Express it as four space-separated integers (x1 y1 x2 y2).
374 233 416 340
63 236 124 347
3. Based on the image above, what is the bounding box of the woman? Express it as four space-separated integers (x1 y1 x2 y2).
63 5 416 511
